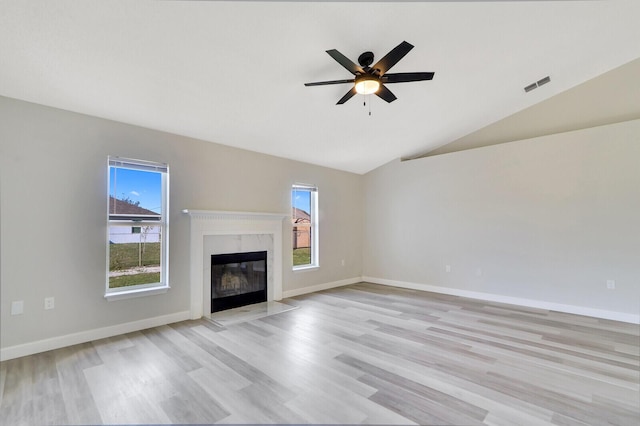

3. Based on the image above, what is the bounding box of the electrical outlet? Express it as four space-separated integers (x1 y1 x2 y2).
44 297 55 310
476 268 482 277
11 300 24 315
606 280 615 290
445 265 451 273
341 259 345 266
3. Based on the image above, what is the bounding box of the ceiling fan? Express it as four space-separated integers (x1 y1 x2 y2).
305 41 434 105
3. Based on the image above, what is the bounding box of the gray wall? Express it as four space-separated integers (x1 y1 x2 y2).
363 119 640 315
0 96 363 349
2 94 638 355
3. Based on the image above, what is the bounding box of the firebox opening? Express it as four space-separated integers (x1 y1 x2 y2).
211 251 267 313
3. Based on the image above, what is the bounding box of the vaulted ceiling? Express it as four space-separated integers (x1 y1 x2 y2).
1 0 639 174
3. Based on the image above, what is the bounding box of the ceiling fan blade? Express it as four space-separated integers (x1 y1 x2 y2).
383 72 435 83
304 78 355 87
375 85 397 103
326 49 365 75
371 41 414 76
337 87 357 105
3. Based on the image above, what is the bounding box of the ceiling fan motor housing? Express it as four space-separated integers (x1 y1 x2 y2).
358 51 375 68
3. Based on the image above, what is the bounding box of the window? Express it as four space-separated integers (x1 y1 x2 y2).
292 184 318 269
107 157 169 298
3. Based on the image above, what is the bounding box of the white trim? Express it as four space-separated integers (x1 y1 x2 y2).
183 209 288 319
109 156 169 173
5 277 634 361
283 277 361 298
291 184 319 269
292 265 320 273
104 284 170 301
0 311 190 362
292 183 318 192
182 209 287 221
107 157 169 297
310 189 318 267
363 276 640 324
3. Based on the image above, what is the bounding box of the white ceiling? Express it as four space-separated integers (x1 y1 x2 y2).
1 1 639 174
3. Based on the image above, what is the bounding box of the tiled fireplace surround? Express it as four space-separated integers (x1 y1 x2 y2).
184 210 288 319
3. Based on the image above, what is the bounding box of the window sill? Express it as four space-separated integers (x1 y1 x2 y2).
105 285 170 301
293 265 319 273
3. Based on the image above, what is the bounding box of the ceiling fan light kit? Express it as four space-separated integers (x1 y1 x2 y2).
354 75 380 95
305 41 435 105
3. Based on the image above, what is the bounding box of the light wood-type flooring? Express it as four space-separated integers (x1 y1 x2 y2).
1 282 639 425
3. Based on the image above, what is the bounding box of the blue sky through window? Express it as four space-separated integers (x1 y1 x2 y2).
109 167 162 214
292 189 311 214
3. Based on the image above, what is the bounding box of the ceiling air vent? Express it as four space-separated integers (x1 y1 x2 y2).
537 76 551 86
524 75 551 93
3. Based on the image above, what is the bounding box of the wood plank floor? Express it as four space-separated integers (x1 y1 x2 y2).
1 282 638 425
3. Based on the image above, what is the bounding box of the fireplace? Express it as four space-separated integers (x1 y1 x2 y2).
183 209 286 319
211 251 267 313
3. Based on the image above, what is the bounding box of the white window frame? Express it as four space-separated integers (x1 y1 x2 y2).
292 183 319 270
106 156 170 300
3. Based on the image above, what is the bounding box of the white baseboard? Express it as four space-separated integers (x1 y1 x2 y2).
1 277 357 361
4 277 635 361
363 276 639 324
0 310 191 361
282 276 362 299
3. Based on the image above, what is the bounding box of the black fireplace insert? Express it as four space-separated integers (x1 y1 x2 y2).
211 251 267 313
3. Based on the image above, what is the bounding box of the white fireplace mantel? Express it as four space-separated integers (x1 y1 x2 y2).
183 209 288 319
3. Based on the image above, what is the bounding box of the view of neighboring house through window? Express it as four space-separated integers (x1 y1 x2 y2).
107 157 169 293
292 183 318 268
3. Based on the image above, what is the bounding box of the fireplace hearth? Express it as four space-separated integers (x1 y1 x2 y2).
211 251 267 313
